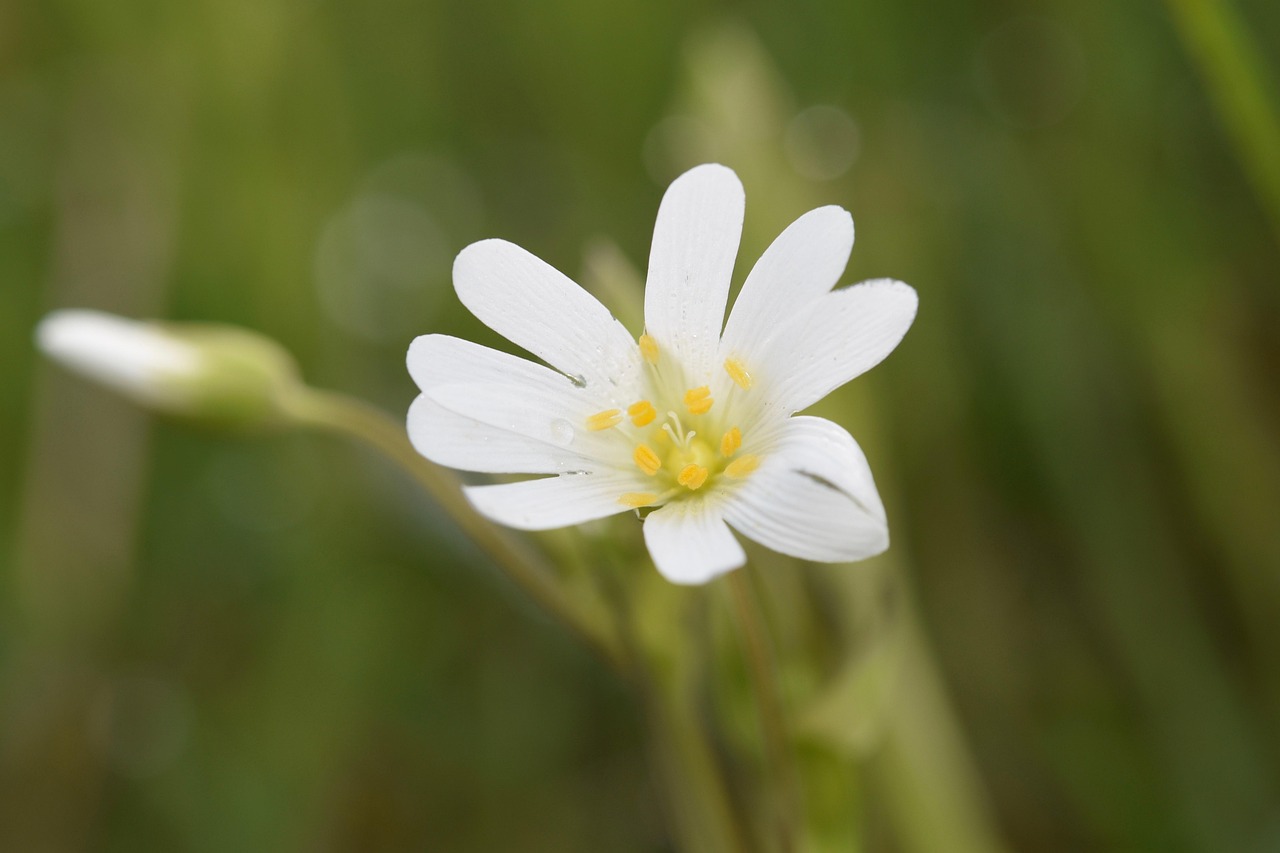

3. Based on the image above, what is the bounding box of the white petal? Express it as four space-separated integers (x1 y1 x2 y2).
642 499 746 585
464 472 640 530
644 164 744 379
723 417 888 563
720 206 854 367
408 334 576 396
452 239 641 392
757 279 917 418
410 335 629 467
426 381 621 468
407 394 596 474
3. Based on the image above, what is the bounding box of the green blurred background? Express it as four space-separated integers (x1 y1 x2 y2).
3 0 1279 849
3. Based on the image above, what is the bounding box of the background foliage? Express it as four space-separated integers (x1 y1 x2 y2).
2 0 1278 849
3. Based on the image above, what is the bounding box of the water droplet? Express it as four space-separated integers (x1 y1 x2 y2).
549 419 575 446
568 374 588 388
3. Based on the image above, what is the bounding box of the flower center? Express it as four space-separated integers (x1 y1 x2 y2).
588 335 761 510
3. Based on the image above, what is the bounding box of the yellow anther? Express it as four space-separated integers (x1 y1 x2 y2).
639 334 659 365
619 492 659 508
724 357 753 390
627 399 657 427
585 409 622 431
720 427 742 457
677 464 709 490
683 386 713 415
724 454 760 478
721 428 743 456
633 443 661 476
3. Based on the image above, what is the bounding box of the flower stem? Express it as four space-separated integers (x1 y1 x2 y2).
1164 0 1280 243
592 551 750 852
277 385 624 670
876 611 1008 853
728 568 800 852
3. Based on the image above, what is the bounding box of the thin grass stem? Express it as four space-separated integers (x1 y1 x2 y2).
728 568 800 852
1165 0 1280 243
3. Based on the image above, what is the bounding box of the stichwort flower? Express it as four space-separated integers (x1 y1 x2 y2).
407 164 917 584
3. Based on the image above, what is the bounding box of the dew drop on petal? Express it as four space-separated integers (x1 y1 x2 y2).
549 418 576 446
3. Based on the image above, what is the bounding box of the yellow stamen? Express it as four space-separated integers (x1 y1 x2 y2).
683 386 713 415
724 454 759 478
633 444 661 476
720 427 742 457
677 464 709 490
585 409 622 431
627 399 657 427
619 492 659 508
639 334 659 365
724 357 753 390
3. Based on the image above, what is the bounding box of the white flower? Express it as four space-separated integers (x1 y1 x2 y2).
407 164 917 584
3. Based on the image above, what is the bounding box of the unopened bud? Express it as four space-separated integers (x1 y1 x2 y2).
36 310 301 430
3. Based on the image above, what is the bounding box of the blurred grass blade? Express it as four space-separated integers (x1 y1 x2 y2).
1165 0 1280 243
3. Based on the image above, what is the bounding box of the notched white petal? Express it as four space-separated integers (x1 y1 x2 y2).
642 499 746 585
758 279 917 418
723 416 888 563
720 205 854 365
644 163 744 379
408 334 577 395
465 473 640 530
425 381 619 463
452 239 640 391
407 394 598 475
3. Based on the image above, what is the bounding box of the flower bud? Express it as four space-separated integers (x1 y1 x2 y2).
36 310 301 430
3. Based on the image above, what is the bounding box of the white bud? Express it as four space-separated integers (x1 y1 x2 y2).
38 310 201 406
36 309 301 429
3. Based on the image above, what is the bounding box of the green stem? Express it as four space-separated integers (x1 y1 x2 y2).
1164 0 1280 243
645 664 752 853
729 569 800 852
593 551 748 852
876 613 1007 853
277 385 623 670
